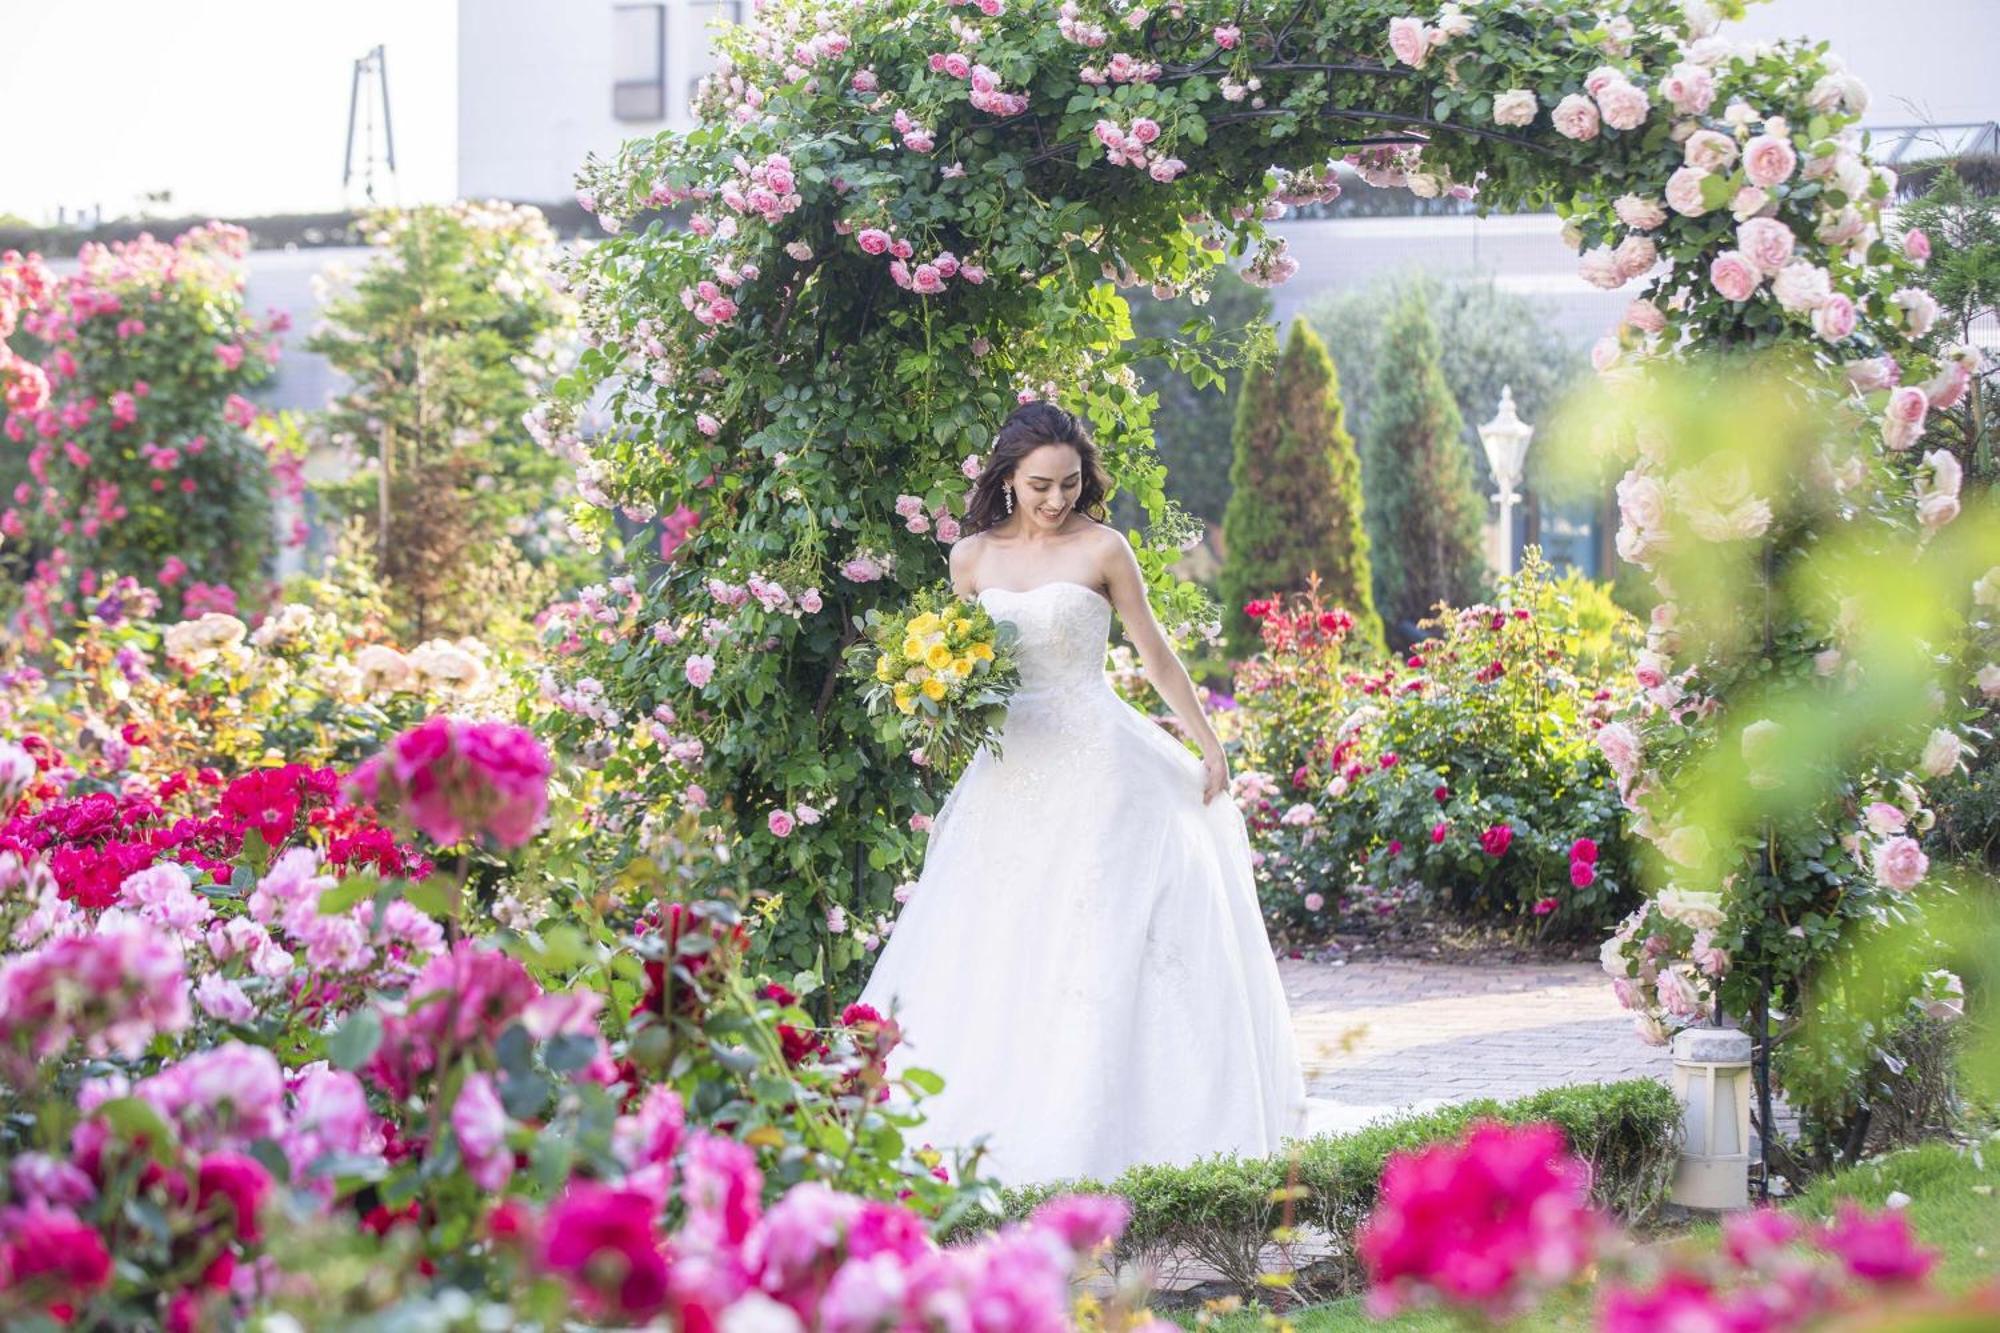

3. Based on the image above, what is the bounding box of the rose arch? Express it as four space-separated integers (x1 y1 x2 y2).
538 0 1977 1134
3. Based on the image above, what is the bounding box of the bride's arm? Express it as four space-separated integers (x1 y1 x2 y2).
1099 531 1231 804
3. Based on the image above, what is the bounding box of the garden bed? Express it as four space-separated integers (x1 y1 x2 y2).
943 1079 1680 1305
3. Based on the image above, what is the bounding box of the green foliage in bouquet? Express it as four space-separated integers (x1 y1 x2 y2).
847 584 1019 777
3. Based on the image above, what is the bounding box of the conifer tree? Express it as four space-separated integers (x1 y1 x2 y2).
1360 290 1489 644
1219 319 1382 654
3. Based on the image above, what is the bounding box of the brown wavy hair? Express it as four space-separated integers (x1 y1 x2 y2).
963 402 1111 535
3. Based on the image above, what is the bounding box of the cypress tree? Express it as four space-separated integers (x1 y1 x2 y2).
1219 319 1383 654
1360 289 1490 645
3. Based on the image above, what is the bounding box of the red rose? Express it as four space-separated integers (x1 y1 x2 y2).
1569 837 1598 864
1479 824 1514 857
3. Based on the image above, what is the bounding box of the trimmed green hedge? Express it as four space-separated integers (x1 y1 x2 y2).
941 1079 1680 1303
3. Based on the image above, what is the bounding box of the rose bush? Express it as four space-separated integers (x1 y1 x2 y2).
1232 554 1642 941
0 223 292 636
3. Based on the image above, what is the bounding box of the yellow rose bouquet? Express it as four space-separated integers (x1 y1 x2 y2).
847 584 1020 771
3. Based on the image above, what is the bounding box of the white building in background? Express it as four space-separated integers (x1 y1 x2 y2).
457 0 741 203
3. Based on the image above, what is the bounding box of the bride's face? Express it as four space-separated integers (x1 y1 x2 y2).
1010 444 1083 532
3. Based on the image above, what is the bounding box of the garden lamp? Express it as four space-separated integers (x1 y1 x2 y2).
1669 1026 1753 1210
1478 385 1534 577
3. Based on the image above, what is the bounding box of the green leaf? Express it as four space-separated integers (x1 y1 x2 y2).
327 1008 384 1070
902 1066 946 1095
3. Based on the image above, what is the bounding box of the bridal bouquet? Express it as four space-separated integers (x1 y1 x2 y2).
848 585 1019 770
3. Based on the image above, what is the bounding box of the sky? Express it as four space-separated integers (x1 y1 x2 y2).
0 0 458 223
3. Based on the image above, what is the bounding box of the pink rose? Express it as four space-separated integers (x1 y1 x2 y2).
1882 386 1929 452
1665 166 1710 218
1387 17 1430 68
1812 294 1857 342
935 515 961 544
1578 247 1625 290
798 587 823 613
942 52 970 79
1661 62 1715 114
1130 117 1160 144
1596 81 1650 131
1613 234 1658 280
1479 824 1514 857
1709 251 1761 303
1624 300 1668 335
1903 228 1931 261
856 228 891 256
1742 134 1798 188
1613 194 1668 231
1863 802 1907 836
685 654 716 688
1736 218 1796 275
1684 130 1739 172
1552 94 1600 141
1873 836 1927 891
1304 892 1325 912
768 809 795 838
1846 356 1899 393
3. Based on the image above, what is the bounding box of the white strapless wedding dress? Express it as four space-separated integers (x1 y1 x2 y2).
857 580 1318 1188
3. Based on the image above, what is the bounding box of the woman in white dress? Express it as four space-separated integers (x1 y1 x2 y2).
857 402 1312 1187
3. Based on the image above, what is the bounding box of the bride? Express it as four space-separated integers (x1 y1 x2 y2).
857 401 1312 1187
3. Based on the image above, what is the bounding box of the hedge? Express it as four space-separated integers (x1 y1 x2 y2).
940 1079 1681 1303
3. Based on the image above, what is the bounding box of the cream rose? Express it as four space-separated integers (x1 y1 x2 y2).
1492 88 1538 127
1683 129 1739 172
1552 94 1601 141
1920 727 1968 778
1665 166 1711 217
1772 262 1831 313
1387 16 1430 67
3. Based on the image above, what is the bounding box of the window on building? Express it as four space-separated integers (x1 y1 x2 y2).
613 4 667 121
685 0 742 112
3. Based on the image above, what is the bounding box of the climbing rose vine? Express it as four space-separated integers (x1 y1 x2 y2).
535 0 1964 1017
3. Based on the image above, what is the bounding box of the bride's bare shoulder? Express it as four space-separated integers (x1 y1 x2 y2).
948 529 988 592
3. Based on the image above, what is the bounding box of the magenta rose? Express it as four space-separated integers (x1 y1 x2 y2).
1479 824 1514 857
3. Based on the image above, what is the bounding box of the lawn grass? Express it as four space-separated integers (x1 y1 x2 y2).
1165 1138 2000 1331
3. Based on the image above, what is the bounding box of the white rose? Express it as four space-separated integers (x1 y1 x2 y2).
1579 246 1626 290
1658 886 1727 930
1614 194 1669 230
1772 262 1832 313
1666 166 1711 217
1492 89 1538 127
1920 727 1968 778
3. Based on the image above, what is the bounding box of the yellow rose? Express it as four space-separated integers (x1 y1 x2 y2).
925 642 953 670
971 641 994 661
875 653 896 681
901 636 925 661
910 612 941 635
952 655 973 676
921 676 947 701
950 617 971 636
893 683 917 713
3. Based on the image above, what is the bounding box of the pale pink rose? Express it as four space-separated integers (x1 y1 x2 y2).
1710 250 1761 303
1730 186 1771 222
1812 294 1857 341
1596 81 1650 131
1578 247 1625 290
1921 727 1968 777
1666 166 1711 217
1303 892 1325 912
1552 94 1600 141
1742 134 1798 187
1894 287 1940 338
1387 17 1430 68
1596 721 1641 783
1130 116 1160 144
1618 469 1667 529
767 809 795 838
1591 337 1622 373
1492 89 1537 127
1213 24 1240 49
1614 234 1658 279
1846 356 1899 393
1661 62 1715 114
1683 129 1739 172
1978 664 2000 700
685 654 716 688
1817 206 1868 247
1882 386 1929 452
934 515 961 544
1624 300 1668 335
941 52 970 79
1657 965 1705 1019
798 587 823 614
856 228 891 255
1917 448 1962 529
1772 262 1831 313
1614 194 1668 230
1926 363 1971 410
1737 218 1795 276
1873 836 1928 891
1903 228 1931 262
1863 802 1908 836
1584 65 1623 98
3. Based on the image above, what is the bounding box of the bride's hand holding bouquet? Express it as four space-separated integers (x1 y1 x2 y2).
847 584 1019 771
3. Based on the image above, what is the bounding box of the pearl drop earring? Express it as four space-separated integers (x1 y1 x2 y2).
1003 484 1014 514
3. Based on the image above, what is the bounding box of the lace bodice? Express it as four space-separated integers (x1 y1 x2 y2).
977 581 1114 694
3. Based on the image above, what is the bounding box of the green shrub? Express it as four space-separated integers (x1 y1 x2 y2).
940 1079 1680 1304
1233 550 1644 940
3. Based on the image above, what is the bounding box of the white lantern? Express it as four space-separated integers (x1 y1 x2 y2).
1669 1026 1753 1210
1477 385 1535 577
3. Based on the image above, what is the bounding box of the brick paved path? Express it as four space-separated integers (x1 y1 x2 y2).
1282 956 1674 1111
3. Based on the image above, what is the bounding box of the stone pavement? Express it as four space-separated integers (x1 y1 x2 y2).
1282 955 1674 1109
